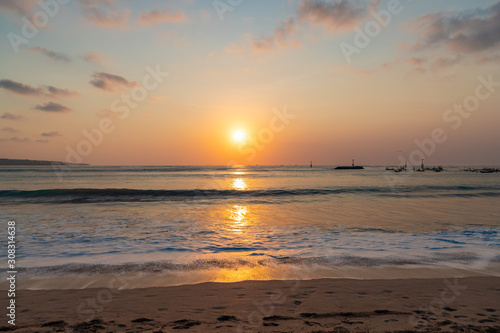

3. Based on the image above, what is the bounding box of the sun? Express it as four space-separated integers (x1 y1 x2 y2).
232 129 247 143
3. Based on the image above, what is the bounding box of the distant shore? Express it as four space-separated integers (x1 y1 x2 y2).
0 158 88 166
3 277 499 332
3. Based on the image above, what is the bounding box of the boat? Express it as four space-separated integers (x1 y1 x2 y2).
463 167 499 173
335 159 364 170
416 159 425 172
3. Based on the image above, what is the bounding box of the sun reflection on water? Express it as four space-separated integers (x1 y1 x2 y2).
230 205 247 222
232 178 247 191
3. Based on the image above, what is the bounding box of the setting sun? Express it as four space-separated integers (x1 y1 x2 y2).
232 129 247 143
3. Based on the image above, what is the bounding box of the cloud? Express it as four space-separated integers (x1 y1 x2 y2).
0 137 32 143
46 86 79 98
84 51 106 64
41 131 62 137
90 72 136 91
0 112 23 120
29 46 71 62
0 79 79 98
34 102 73 113
1 127 19 133
298 0 380 33
475 54 500 64
227 0 380 54
77 0 131 28
430 56 462 70
407 2 500 53
0 0 38 19
406 57 428 66
36 139 48 143
253 18 300 52
227 19 300 54
0 79 43 96
138 9 187 25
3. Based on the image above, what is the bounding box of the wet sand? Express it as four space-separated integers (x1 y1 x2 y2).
2 276 500 332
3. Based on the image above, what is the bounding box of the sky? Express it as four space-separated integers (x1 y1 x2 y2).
0 0 499 166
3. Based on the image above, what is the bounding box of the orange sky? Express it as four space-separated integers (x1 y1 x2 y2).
1 0 499 166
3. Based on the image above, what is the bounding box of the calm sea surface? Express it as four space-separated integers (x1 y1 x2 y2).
1 165 499 288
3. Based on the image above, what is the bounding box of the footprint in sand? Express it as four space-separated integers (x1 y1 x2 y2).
263 322 279 326
479 319 496 323
217 315 240 322
442 306 457 312
131 318 154 323
169 319 202 329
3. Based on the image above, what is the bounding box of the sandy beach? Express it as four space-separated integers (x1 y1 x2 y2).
2 276 499 332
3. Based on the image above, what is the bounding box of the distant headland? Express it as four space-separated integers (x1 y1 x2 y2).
0 158 89 166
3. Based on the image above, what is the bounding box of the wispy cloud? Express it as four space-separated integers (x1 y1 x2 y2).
29 46 71 62
90 72 136 91
253 18 300 52
430 56 462 70
406 57 428 66
77 0 131 28
407 2 500 54
41 131 62 137
0 79 79 98
0 79 43 96
34 102 73 113
0 0 38 19
84 51 106 64
227 19 300 54
0 112 23 121
0 137 32 143
298 0 380 33
138 9 187 25
1 127 19 133
46 86 80 98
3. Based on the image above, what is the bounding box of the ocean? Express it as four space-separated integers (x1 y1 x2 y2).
1 165 499 289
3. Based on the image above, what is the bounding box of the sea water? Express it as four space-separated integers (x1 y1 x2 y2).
1 165 499 289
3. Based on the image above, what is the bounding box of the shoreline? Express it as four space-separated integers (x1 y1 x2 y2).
3 263 500 291
3 276 499 332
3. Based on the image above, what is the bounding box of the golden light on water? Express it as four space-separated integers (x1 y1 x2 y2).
230 205 247 223
232 178 248 191
214 266 277 282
